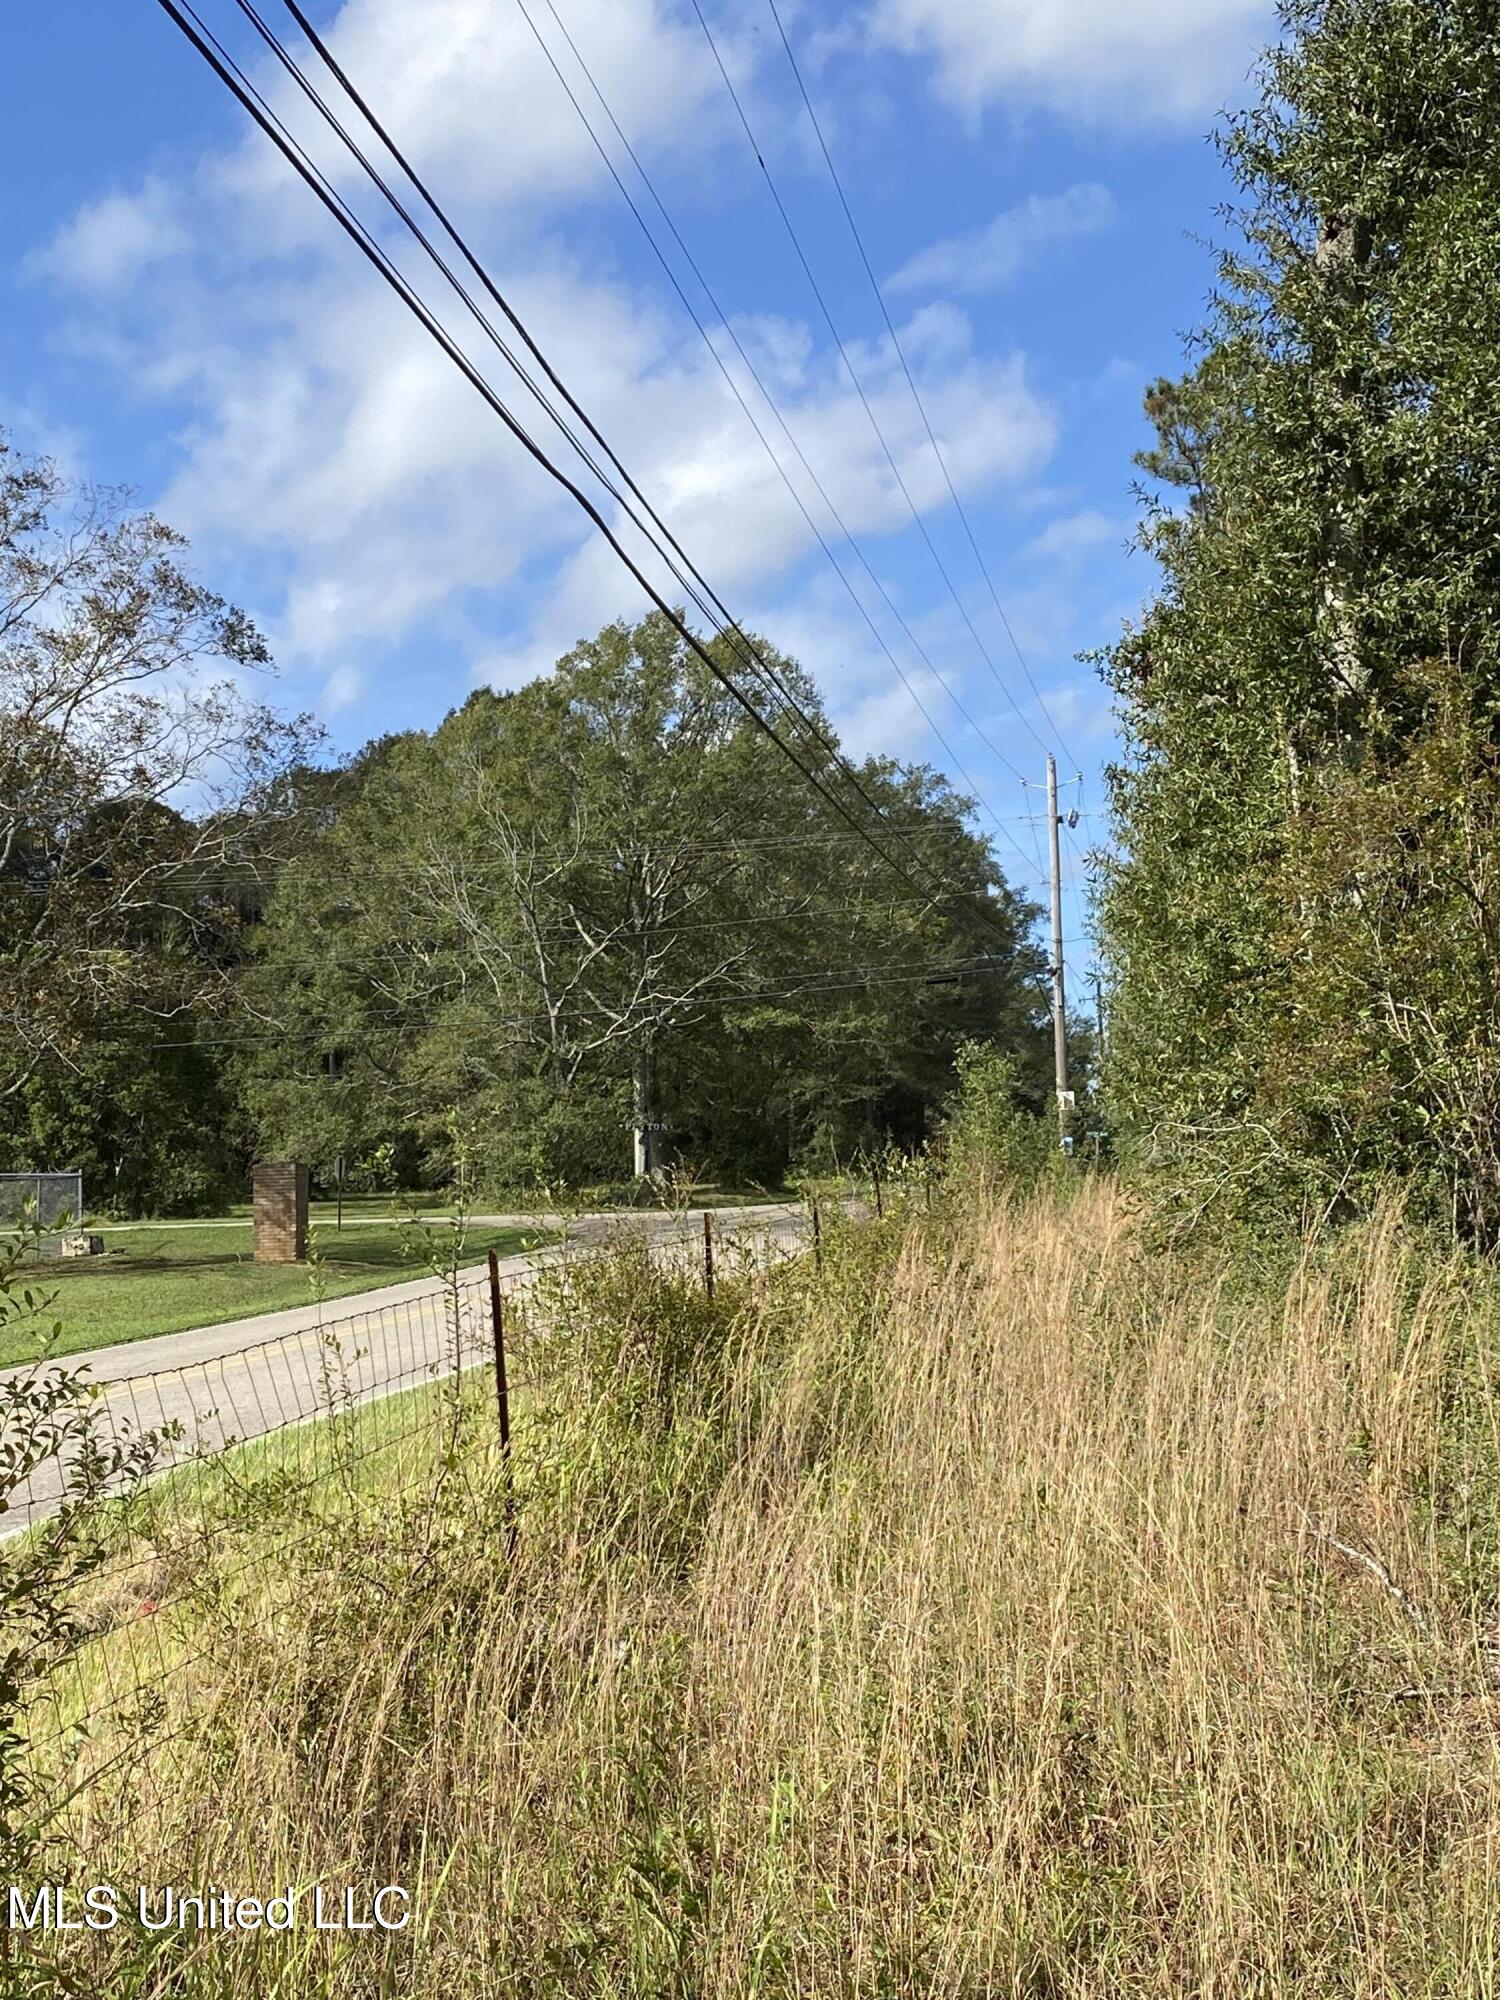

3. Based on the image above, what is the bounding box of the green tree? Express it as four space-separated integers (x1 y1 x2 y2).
0 431 320 1211
241 612 1050 1190
1103 0 1500 1242
2 1039 242 1217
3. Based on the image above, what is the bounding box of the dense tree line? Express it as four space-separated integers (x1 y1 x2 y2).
31 0 1497 1238
236 614 1055 1193
1104 0 1500 1245
0 432 1056 1211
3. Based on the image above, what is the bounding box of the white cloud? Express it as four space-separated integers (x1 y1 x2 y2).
33 0 1063 744
1026 673 1116 757
867 0 1271 125
91 220 1053 706
1094 355 1144 399
889 185 1115 296
1027 509 1118 562
473 295 1054 696
151 258 600 661
729 561 1093 856
624 305 1052 582
212 0 741 219
735 568 950 763
31 0 762 674
320 663 363 714
34 180 190 295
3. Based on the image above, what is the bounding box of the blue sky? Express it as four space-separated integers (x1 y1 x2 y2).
0 0 1276 955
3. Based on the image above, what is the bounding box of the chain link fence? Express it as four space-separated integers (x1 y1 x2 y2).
0 1168 83 1231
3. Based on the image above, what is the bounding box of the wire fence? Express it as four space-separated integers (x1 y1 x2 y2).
2 1199 825 1832
0 1169 83 1232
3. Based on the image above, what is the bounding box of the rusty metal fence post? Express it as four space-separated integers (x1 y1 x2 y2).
487 1249 518 1558
487 1248 513 1458
811 1195 822 1271
703 1209 715 1300
872 1160 884 1219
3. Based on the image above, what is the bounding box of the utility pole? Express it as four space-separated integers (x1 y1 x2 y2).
1047 755 1072 1147
632 1046 656 1179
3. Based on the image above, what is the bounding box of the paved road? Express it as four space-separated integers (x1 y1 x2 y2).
83 1211 566 1233
2 1203 810 1533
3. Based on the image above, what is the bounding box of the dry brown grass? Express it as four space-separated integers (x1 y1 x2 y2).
30 1182 1500 1996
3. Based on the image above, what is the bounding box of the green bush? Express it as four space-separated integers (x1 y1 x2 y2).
940 1041 1052 1194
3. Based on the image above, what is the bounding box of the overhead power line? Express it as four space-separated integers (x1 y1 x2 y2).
113 953 1024 1054
687 0 1057 796
761 0 1080 775
175 810 1067 884
261 0 852 793
200 893 970 942
511 0 1044 878
227 901 1081 967
253 0 1044 895
185 865 1053 909
176 0 942 918
151 0 1022 965
1060 809 1095 955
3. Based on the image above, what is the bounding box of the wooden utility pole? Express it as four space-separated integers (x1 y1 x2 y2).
632 1043 658 1179
1047 756 1072 1146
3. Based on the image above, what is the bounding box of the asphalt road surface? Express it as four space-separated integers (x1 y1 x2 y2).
2 1202 813 1534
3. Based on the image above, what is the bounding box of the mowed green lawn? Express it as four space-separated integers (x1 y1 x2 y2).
3 1213 544 1367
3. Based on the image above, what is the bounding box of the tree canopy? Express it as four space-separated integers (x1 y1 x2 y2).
1103 0 1500 1243
0 433 319 1207
240 612 1053 1193
0 432 1059 1213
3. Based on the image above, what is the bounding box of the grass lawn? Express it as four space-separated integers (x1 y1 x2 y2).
4 1216 545 1366
79 1191 473 1229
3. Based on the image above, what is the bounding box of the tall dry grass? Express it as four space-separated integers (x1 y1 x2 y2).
31 1183 1500 1996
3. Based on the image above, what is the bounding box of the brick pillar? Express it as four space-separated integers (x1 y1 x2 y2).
253 1161 310 1264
